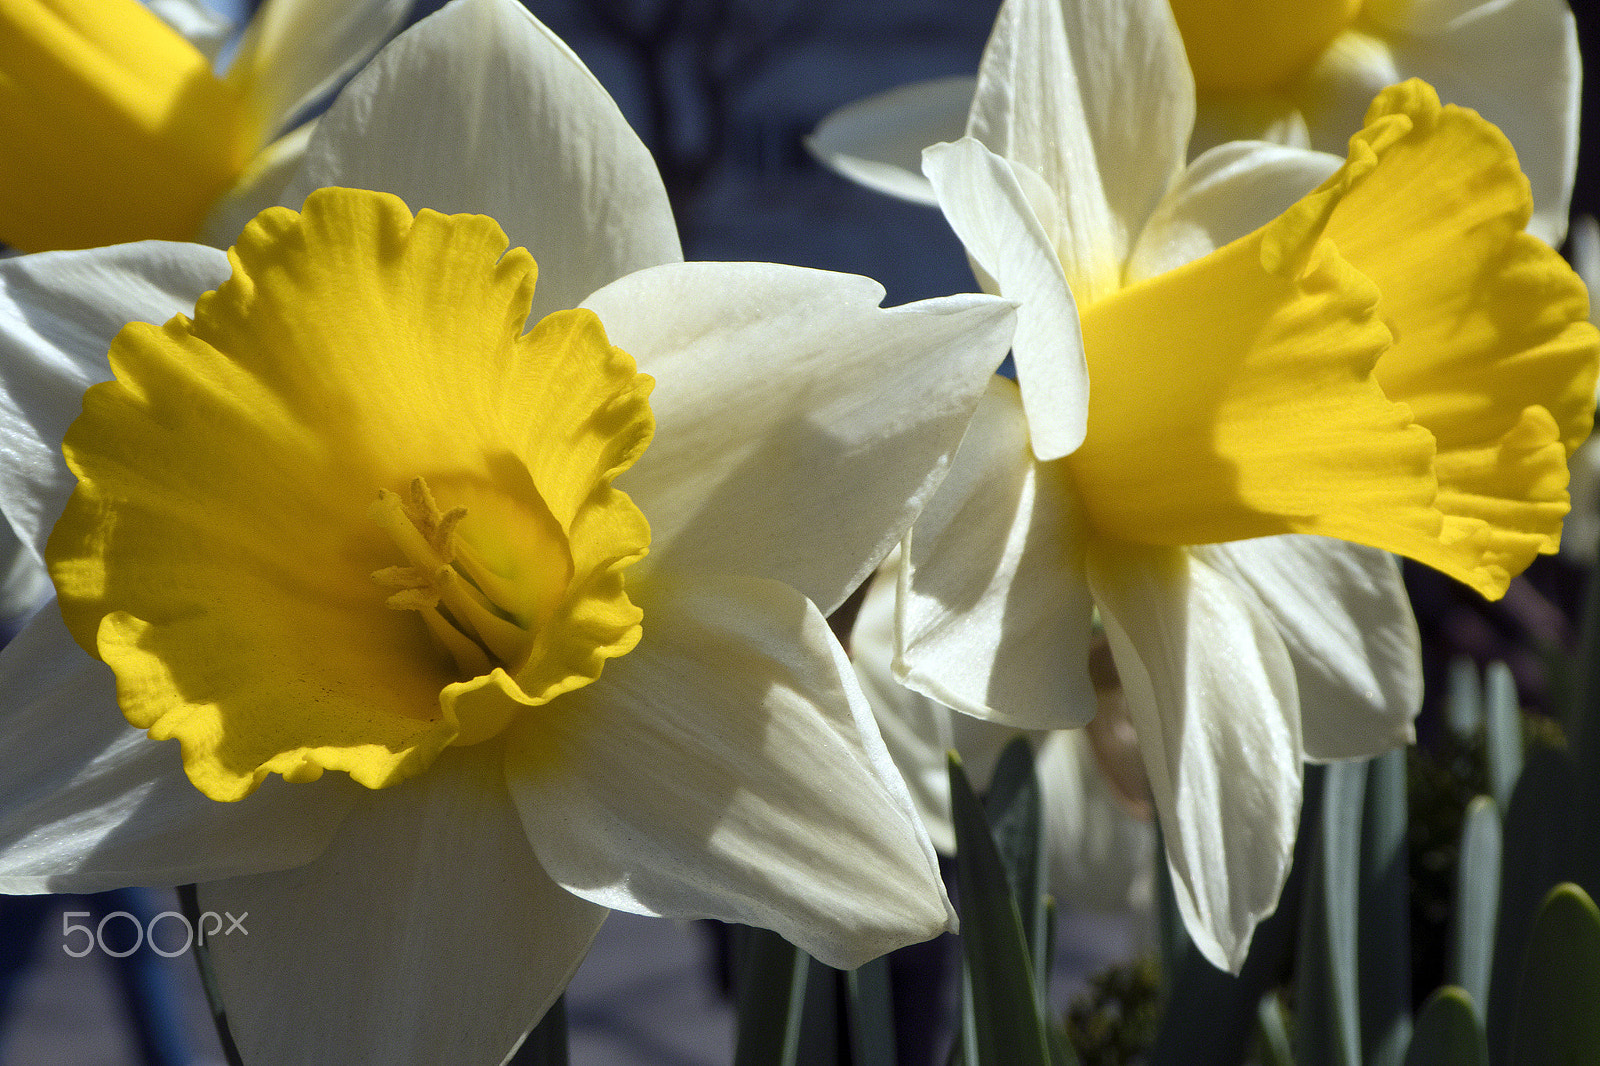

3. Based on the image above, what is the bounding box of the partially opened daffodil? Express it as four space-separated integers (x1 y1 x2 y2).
878 0 1595 971
0 0 412 252
0 2 1019 1061
810 0 1579 245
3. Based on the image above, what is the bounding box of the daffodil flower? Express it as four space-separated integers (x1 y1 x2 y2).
810 0 1578 245
0 0 413 253
0 2 1019 1060
886 0 1596 970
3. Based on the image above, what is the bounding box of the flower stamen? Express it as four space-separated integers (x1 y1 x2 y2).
370 478 531 675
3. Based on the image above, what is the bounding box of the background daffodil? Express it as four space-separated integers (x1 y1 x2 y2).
809 0 1579 246
0 1 1020 1061
877 0 1596 971
0 0 413 252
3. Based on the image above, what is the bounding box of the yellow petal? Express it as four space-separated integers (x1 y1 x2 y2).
1324 80 1599 582
47 188 653 799
0 0 257 251
1068 189 1440 553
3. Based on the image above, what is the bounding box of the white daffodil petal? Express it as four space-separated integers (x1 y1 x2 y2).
198 122 315 249
807 76 977 206
1381 0 1580 246
0 606 358 893
1086 543 1302 973
923 139 1086 459
587 261 1014 615
0 243 228 562
898 377 1097 729
286 0 681 321
146 0 233 60
1036 729 1155 914
1196 538 1421 762
850 556 958 854
968 0 1191 281
200 744 606 1066
227 0 411 143
506 572 952 971
1127 141 1342 282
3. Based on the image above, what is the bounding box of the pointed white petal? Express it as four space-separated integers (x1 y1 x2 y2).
1196 538 1421 761
506 572 952 971
1086 543 1302 973
807 76 976 206
227 0 411 143
1378 0 1581 246
200 744 606 1066
923 138 1087 459
0 605 357 893
0 244 228 563
587 261 1014 615
898 377 1096 728
199 122 314 249
1126 141 1341 282
286 0 681 321
969 0 1192 283
850 556 958 854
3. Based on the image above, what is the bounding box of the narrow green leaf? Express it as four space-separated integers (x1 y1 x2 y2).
1448 796 1501 1011
846 954 896 1066
508 995 569 1066
733 926 810 1066
1507 884 1600 1066
1294 760 1364 1066
1446 655 1484 743
1360 748 1413 1066
1257 992 1295 1066
1404 987 1487 1066
1482 663 1522 812
983 735 1050 1003
949 751 1052 1066
1486 748 1577 1063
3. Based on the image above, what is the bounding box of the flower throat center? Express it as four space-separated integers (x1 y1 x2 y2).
370 478 530 678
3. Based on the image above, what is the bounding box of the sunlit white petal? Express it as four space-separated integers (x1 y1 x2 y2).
588 261 1014 615
1197 538 1421 761
1086 543 1301 973
923 139 1086 459
899 378 1095 728
285 0 681 321
507 572 952 971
